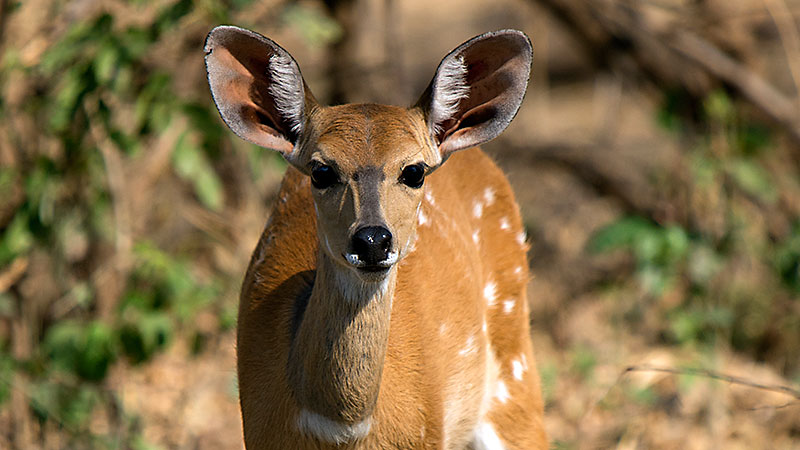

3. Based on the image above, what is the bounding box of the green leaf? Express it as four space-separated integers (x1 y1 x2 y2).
282 4 343 47
78 322 116 381
726 159 777 204
0 352 14 405
172 132 224 211
662 225 689 262
118 311 172 364
43 320 116 381
0 212 33 266
193 166 224 211
588 216 653 254
93 39 119 85
50 68 84 130
704 89 733 124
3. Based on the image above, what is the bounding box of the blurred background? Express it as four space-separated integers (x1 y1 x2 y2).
1 0 800 448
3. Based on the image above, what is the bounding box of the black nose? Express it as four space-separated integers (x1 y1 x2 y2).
351 226 392 266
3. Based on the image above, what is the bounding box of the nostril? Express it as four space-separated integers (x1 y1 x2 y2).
379 231 392 253
352 226 393 265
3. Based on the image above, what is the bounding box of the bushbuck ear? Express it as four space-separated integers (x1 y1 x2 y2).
204 26 317 161
416 30 532 157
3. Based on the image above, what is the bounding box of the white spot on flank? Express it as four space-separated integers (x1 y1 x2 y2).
472 422 506 450
472 230 480 245
516 231 526 246
459 334 477 356
499 217 510 230
512 359 524 381
297 410 371 444
514 266 522 275
495 380 510 404
473 200 484 219
482 320 487 334
439 323 448 335
483 280 497 306
483 187 496 206
521 353 529 371
502 299 515 314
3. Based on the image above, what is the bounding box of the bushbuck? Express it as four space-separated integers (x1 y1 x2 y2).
204 26 546 449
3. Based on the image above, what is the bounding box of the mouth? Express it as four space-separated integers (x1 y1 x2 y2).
358 265 391 273
344 251 398 275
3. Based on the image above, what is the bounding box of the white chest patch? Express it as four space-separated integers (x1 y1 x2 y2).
472 422 506 450
297 410 372 444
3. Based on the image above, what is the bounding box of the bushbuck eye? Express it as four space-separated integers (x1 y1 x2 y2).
311 164 339 189
399 164 425 188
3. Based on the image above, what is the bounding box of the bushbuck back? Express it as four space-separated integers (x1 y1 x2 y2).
205 26 546 449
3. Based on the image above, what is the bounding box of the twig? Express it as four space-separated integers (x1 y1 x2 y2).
670 30 800 144
0 256 28 293
85 97 132 319
763 0 800 109
579 362 800 442
0 0 11 47
746 400 800 411
534 0 800 148
623 364 800 400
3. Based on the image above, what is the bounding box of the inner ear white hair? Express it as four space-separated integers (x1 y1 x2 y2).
269 54 305 135
428 55 469 136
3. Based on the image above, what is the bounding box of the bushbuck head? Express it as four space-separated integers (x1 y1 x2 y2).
204 27 532 283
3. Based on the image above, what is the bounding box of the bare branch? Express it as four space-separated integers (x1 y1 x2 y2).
624 364 800 400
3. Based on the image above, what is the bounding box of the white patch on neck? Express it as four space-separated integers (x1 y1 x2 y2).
431 55 469 135
268 54 304 134
333 267 392 305
297 409 371 444
472 422 506 450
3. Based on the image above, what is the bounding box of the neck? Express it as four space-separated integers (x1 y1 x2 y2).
287 250 396 430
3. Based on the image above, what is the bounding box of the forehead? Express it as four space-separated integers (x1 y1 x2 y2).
310 104 429 168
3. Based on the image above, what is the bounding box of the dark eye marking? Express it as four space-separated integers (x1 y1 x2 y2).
399 163 426 189
310 163 340 189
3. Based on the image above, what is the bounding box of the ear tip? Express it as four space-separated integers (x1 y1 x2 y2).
491 29 533 56
204 25 275 51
